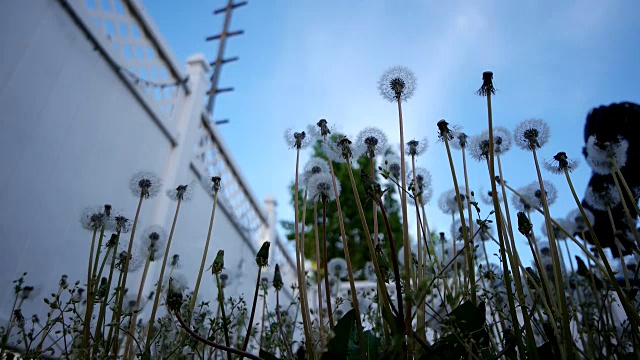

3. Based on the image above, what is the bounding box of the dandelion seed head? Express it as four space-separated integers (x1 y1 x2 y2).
327 257 348 279
408 168 433 205
141 225 167 261
356 127 388 158
284 128 311 150
164 273 189 295
468 135 491 162
437 120 456 141
171 254 181 268
202 176 222 196
308 173 340 202
514 119 550 150
449 131 468 150
322 135 363 163
316 119 332 137
364 262 376 282
166 183 194 201
584 135 629 175
378 65 417 102
438 187 468 215
567 208 595 234
511 186 537 212
479 187 503 205
302 157 330 184
450 218 470 241
114 214 131 233
529 180 558 207
541 218 571 241
545 152 580 174
406 138 428 156
116 247 143 273
383 154 403 180
585 182 620 211
492 126 513 154
129 171 162 199
80 206 106 230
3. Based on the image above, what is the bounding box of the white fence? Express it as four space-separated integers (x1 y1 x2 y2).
0 0 296 332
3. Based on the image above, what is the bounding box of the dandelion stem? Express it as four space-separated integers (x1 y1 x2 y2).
112 195 144 357
395 97 413 354
609 164 640 248
321 198 334 331
298 190 315 350
323 140 366 359
313 201 325 348
144 197 183 354
343 159 394 326
214 273 233 360
483 88 528 359
173 310 264 360
443 135 474 303
292 147 315 359
82 224 104 357
123 249 153 359
276 289 294 360
191 189 219 316
240 267 262 358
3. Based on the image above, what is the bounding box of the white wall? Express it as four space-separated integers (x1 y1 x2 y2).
0 0 294 333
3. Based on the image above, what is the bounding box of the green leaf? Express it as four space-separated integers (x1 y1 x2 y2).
347 330 381 360
575 256 589 276
259 349 280 360
326 309 356 359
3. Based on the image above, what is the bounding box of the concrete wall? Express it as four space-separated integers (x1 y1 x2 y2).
0 0 295 333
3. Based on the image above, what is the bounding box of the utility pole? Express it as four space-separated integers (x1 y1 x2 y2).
205 0 246 120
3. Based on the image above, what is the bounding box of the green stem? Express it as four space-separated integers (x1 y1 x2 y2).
191 190 219 315
321 199 334 331
144 198 183 354
215 273 232 360
112 195 144 358
240 268 262 358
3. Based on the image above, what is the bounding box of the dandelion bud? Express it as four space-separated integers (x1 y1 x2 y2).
406 138 428 156
171 254 180 267
115 215 130 233
59 275 68 288
273 264 283 291
256 242 270 268
104 204 112 217
211 250 224 275
517 212 532 237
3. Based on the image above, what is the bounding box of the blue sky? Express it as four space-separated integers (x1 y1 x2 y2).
143 0 640 266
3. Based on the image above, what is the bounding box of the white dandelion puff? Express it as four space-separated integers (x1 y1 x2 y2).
545 152 580 174
406 138 428 157
308 173 340 202
378 65 417 102
327 258 348 279
408 168 433 205
438 187 467 215
566 208 595 234
382 154 404 180
284 128 311 150
80 205 107 231
141 225 167 262
129 171 162 199
356 127 388 158
585 182 621 211
302 157 330 184
166 183 194 201
449 131 468 150
513 119 551 150
467 135 491 162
